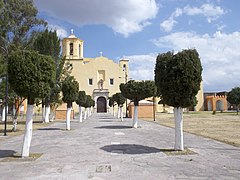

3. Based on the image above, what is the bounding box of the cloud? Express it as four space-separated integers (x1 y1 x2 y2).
160 3 225 32
34 0 159 37
184 4 225 23
160 8 182 32
47 24 68 39
125 54 157 80
152 31 240 91
160 18 177 32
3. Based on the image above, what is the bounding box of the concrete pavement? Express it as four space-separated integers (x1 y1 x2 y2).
0 113 240 180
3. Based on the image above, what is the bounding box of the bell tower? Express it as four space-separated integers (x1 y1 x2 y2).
62 29 84 59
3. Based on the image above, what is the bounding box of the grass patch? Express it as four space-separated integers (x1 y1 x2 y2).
1 153 43 162
148 112 240 148
0 116 54 139
160 148 197 156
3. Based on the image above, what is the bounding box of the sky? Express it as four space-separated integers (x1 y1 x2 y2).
33 0 240 92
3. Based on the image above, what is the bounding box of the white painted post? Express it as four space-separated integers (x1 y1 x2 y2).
66 107 71 130
174 107 184 151
133 105 138 128
21 105 34 157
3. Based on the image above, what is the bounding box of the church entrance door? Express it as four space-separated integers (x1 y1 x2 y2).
97 97 107 113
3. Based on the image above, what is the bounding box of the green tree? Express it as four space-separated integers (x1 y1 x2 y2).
32 29 61 122
84 95 93 118
0 0 45 49
90 99 95 115
120 80 156 128
62 75 79 130
8 50 55 157
227 87 240 115
155 49 202 150
0 0 46 131
112 93 125 121
76 91 86 122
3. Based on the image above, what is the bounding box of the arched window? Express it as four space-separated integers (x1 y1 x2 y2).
70 43 73 55
79 44 81 57
123 64 126 71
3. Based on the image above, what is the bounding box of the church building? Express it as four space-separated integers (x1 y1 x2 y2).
61 31 129 113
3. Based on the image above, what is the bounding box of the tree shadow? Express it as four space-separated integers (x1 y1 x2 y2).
37 127 61 131
98 117 114 120
99 120 115 122
95 125 132 129
0 129 13 133
100 144 161 154
0 150 17 159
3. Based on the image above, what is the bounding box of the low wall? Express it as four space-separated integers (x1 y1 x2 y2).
128 103 154 118
55 110 74 120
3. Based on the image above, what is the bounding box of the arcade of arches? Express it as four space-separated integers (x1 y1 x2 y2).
205 92 228 111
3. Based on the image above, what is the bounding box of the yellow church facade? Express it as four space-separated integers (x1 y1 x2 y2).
62 32 129 113
58 31 204 118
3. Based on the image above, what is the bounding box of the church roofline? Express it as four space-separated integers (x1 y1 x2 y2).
119 59 129 62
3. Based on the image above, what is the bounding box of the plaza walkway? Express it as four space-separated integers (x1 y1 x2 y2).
0 113 240 180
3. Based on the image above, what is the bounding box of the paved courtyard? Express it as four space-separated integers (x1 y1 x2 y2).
0 113 240 180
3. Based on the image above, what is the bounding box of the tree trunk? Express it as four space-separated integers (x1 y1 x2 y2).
133 105 138 128
21 103 34 157
2 106 5 122
79 105 82 122
13 105 16 116
42 103 45 122
89 107 91 116
50 110 55 122
66 102 72 130
86 108 89 117
13 117 17 132
133 100 139 128
84 108 87 120
45 106 50 123
120 106 123 122
113 106 115 117
117 106 120 118
174 107 184 151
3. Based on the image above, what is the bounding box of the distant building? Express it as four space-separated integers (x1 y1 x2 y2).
204 91 228 111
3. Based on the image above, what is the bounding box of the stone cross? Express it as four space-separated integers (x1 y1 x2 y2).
71 29 74 34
